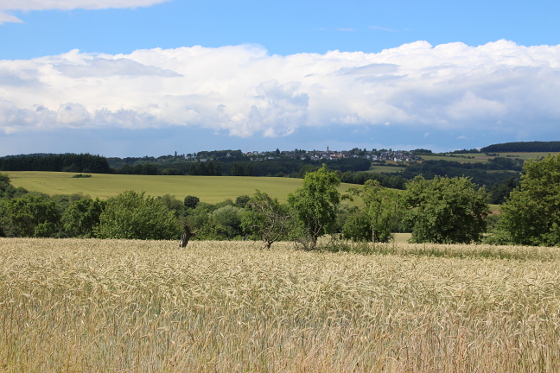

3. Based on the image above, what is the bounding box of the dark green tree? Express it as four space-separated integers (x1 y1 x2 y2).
235 195 250 208
231 163 244 176
6 195 61 237
184 202 216 238
344 180 403 243
208 205 244 239
0 200 9 237
95 191 181 240
0 173 27 199
158 194 185 218
61 198 105 237
288 164 341 250
184 195 200 210
403 176 489 244
497 154 560 246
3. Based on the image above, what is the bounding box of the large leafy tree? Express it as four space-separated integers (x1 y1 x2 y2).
288 165 341 249
6 195 61 237
403 176 489 244
61 198 106 238
498 154 560 246
344 180 403 243
95 191 181 240
208 205 244 240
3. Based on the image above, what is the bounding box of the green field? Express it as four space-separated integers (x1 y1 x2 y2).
421 152 560 164
367 164 406 173
4 171 356 204
420 154 492 163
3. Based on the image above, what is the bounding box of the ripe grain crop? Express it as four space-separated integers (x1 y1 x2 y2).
1 238 559 372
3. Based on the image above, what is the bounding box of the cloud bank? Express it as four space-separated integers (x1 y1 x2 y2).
0 0 171 23
0 40 559 140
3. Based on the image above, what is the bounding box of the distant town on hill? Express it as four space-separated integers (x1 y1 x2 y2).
0 141 558 204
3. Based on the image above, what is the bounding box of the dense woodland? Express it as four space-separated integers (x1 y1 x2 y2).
0 153 112 173
481 141 560 153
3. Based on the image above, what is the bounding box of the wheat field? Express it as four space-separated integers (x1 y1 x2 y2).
1 238 559 372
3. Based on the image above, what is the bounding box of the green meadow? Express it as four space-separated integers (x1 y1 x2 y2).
4 171 355 204
421 152 560 163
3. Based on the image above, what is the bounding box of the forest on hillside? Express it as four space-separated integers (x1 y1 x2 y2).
481 141 560 153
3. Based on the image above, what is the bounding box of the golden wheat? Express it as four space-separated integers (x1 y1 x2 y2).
1 238 559 372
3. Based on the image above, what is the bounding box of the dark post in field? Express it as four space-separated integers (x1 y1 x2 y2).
179 225 196 248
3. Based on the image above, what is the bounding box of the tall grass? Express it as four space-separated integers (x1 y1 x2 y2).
1 238 559 372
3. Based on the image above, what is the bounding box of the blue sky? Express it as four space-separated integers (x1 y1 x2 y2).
0 0 559 157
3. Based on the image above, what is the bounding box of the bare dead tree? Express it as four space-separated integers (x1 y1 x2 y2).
179 224 197 248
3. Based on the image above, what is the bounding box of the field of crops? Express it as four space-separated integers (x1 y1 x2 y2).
1 238 559 372
4 172 312 203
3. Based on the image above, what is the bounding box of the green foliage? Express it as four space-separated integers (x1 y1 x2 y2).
403 176 489 244
481 141 560 153
498 154 560 246
185 202 216 236
209 205 244 240
183 195 200 210
0 153 111 173
189 203 244 240
188 161 222 176
341 212 371 242
0 173 28 199
288 165 341 250
488 176 519 204
241 190 297 249
61 198 106 238
0 200 8 237
157 194 185 218
235 195 250 208
95 191 181 240
6 195 61 237
343 180 403 243
398 159 522 189
49 193 86 215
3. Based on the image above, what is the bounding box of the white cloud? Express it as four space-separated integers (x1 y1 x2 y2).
0 0 171 23
0 0 171 11
369 25 398 32
0 40 559 140
0 11 22 23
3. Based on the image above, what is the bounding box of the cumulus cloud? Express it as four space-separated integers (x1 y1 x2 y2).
0 0 171 23
0 40 559 140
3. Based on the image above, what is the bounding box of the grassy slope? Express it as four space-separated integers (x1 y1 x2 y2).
4 171 356 204
422 152 560 163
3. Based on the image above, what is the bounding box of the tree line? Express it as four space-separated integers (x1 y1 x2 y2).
2 155 559 248
0 153 112 173
481 141 560 153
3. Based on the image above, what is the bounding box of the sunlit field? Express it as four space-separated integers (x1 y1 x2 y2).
4 171 312 203
1 238 559 372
